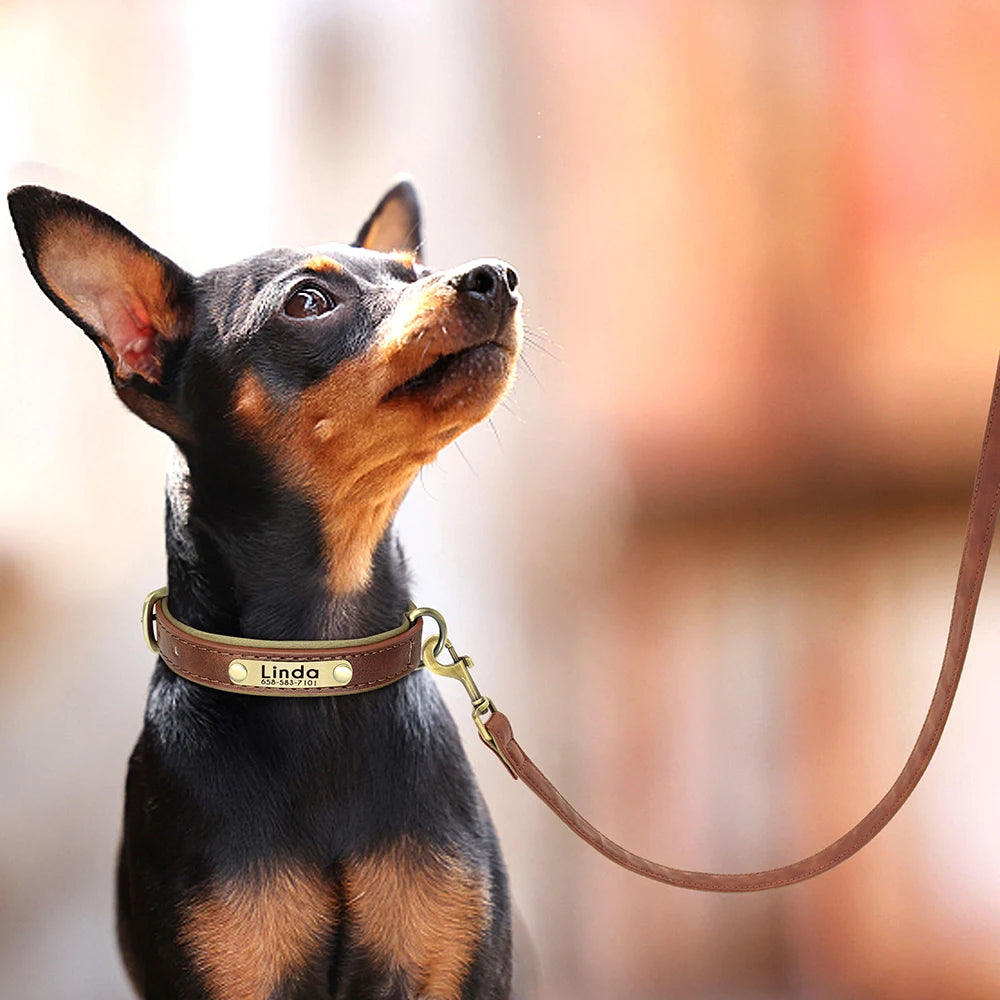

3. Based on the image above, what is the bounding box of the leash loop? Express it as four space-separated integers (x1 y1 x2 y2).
471 696 516 777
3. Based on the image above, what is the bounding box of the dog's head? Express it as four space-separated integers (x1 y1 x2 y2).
8 183 522 592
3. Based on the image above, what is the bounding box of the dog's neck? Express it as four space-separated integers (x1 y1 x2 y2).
163 448 411 643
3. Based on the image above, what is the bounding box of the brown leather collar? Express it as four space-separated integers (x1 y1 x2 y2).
142 589 423 697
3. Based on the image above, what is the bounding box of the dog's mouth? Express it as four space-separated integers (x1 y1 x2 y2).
382 339 515 404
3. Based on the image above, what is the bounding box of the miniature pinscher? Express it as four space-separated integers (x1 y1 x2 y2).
8 181 521 999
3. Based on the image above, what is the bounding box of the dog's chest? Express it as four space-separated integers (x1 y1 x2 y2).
178 842 491 999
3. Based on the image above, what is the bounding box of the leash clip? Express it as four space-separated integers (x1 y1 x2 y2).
409 607 516 777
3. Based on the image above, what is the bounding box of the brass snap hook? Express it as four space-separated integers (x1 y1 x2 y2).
409 609 517 778
421 635 485 706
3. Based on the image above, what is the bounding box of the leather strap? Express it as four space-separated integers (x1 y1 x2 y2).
151 596 423 697
480 355 1000 891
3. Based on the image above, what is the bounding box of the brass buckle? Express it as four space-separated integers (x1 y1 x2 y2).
141 586 168 655
408 607 516 777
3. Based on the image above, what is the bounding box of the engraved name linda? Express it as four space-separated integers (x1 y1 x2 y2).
262 664 320 682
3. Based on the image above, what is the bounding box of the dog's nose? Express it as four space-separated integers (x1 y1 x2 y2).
456 262 518 304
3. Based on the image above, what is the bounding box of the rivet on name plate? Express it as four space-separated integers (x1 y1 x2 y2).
332 662 353 685
228 661 249 683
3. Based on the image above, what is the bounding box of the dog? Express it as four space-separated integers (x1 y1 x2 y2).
8 181 521 999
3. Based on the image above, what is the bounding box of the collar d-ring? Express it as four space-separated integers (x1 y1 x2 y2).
407 605 449 657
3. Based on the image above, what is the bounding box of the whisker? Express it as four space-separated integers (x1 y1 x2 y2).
488 417 503 451
499 399 525 422
525 327 558 344
524 339 560 362
419 466 438 501
524 324 554 343
520 354 542 387
454 441 479 479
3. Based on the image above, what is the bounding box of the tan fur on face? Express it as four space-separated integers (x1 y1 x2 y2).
180 861 335 1000
302 255 343 274
233 281 519 594
344 839 489 999
391 251 417 271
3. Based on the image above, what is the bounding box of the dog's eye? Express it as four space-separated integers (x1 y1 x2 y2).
284 286 334 319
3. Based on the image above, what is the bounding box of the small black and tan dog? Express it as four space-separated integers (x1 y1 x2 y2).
8 182 521 999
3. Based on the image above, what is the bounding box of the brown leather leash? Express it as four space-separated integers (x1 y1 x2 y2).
143 355 1000 892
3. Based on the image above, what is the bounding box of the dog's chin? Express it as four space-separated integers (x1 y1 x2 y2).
379 299 523 426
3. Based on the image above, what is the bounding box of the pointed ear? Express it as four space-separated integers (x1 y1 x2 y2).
8 186 195 440
353 179 422 260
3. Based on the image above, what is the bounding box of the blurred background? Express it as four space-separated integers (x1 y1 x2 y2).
3 1 1000 997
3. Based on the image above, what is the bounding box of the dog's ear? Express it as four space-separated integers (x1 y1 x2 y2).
354 179 422 260
8 186 195 441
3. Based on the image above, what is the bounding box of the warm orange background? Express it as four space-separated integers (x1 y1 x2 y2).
2 2 1000 998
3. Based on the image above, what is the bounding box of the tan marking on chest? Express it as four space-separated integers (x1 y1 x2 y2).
343 840 490 999
180 862 335 1000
